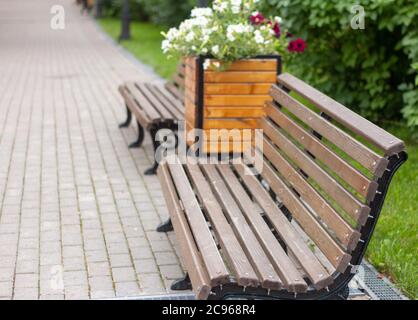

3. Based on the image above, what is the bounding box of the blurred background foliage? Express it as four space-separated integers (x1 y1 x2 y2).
260 0 418 134
97 0 417 132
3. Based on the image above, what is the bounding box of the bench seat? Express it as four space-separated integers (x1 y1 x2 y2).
118 63 185 174
158 160 340 299
119 82 184 129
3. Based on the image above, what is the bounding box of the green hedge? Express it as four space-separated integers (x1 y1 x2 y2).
98 0 210 27
262 0 418 131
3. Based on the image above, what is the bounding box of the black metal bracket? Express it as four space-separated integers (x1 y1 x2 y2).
128 121 145 148
144 125 162 175
119 105 132 128
144 123 178 175
171 273 192 291
156 219 173 233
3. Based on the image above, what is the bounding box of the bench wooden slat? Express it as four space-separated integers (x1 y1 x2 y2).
136 83 172 120
245 150 351 272
158 163 211 299
261 139 361 251
172 74 185 89
201 165 284 291
185 162 260 288
217 164 310 292
261 117 370 225
270 85 389 177
168 163 230 286
266 102 378 200
145 83 183 121
125 82 161 121
277 73 405 156
233 163 334 290
154 83 184 116
165 82 184 101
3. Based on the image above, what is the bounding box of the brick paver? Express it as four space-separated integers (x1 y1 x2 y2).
0 0 184 299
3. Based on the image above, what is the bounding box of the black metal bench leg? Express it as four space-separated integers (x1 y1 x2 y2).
118 105 132 128
156 218 173 232
328 285 350 300
171 273 192 291
129 121 145 148
144 126 160 175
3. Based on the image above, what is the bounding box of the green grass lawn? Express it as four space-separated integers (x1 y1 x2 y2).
366 126 417 299
98 18 178 79
98 18 417 299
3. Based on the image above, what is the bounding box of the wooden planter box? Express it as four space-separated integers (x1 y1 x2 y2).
184 56 281 153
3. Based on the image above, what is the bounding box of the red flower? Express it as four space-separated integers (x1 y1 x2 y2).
250 12 265 25
288 38 307 53
272 22 281 38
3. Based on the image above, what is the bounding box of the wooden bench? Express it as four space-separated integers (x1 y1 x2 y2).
156 73 407 300
118 63 185 175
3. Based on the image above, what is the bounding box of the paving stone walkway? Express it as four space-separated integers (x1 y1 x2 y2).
0 0 185 299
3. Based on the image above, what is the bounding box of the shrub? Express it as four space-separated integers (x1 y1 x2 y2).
99 0 148 20
261 0 418 131
98 1 213 27
138 0 200 27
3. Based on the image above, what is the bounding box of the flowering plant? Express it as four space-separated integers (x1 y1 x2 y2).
161 0 306 68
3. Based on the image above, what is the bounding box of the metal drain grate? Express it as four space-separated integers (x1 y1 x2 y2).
355 261 407 300
108 293 195 300
109 260 406 300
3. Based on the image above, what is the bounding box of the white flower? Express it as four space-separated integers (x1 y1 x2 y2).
190 7 213 18
203 59 211 70
254 30 264 44
274 16 283 24
227 23 253 41
211 45 220 55
166 27 179 41
227 33 235 42
213 1 228 13
185 31 195 42
231 6 240 14
161 40 170 53
213 61 221 68
231 0 242 13
202 47 208 54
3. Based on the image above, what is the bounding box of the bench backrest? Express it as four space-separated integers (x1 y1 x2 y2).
252 73 406 273
165 61 186 101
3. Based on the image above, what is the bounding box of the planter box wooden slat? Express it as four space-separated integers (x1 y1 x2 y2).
185 56 280 153
204 106 265 118
204 71 277 83
204 95 271 106
204 83 272 95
